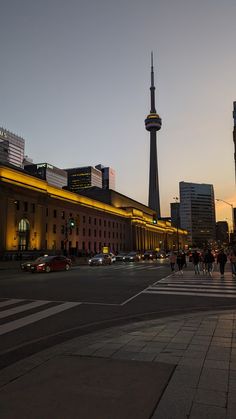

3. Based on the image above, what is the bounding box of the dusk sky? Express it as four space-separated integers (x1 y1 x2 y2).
1 0 236 225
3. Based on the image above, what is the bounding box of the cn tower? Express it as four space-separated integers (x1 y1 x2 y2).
233 101 236 182
145 53 162 218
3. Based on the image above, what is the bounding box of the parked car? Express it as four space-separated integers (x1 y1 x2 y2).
124 251 141 262
24 255 72 273
88 253 112 266
142 250 157 260
115 252 127 262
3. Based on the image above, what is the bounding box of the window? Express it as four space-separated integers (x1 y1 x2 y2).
88 217 91 224
99 230 101 238
61 211 65 219
88 228 91 237
76 227 79 235
83 228 85 236
53 209 57 218
24 202 28 212
14 200 20 210
45 223 48 233
94 218 97 225
104 220 106 227
53 224 57 233
31 203 35 213
61 225 65 234
108 232 110 238
46 208 49 217
108 221 110 228
104 231 106 238
94 230 97 237
83 216 86 223
99 219 101 226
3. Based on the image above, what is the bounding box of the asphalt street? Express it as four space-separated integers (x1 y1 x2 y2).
1 259 236 368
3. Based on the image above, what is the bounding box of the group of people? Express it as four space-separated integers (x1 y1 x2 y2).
169 248 236 278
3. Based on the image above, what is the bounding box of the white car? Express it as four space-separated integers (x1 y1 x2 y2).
109 253 116 263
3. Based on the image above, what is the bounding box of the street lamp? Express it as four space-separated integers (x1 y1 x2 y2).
173 197 180 252
216 199 235 234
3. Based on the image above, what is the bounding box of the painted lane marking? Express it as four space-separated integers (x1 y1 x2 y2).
0 302 81 336
0 300 50 319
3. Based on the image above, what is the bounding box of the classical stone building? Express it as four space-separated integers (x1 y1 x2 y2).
0 163 187 256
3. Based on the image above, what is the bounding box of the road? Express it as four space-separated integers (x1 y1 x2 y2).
1 259 236 368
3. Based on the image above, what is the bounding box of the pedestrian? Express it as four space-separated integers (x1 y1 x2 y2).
169 251 177 272
204 249 215 277
192 250 200 275
217 249 227 278
177 252 186 275
200 251 206 274
229 249 236 277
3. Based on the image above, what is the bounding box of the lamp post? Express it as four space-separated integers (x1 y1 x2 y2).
216 199 235 234
173 197 180 252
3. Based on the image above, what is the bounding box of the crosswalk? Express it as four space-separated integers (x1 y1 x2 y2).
0 298 81 336
98 263 163 271
143 271 236 299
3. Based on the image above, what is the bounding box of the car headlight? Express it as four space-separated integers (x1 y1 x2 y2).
37 263 45 267
99 258 102 262
89 259 92 263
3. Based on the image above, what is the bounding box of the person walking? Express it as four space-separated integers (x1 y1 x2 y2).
204 249 215 277
169 252 177 272
192 250 200 275
217 249 227 278
177 252 186 275
229 250 236 277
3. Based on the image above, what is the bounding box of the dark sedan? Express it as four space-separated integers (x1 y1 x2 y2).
124 252 141 262
22 256 72 273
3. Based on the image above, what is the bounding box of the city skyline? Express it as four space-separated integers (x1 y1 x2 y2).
1 0 235 223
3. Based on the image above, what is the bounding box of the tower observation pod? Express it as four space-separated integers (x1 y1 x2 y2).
145 52 162 218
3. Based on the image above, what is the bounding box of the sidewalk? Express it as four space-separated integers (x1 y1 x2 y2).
1 306 236 418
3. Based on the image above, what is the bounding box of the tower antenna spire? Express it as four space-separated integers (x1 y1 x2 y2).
150 52 156 113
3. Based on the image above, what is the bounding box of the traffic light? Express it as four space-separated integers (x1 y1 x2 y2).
69 218 75 228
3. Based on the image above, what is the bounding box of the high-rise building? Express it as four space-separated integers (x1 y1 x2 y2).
233 102 236 182
0 127 25 168
66 166 102 193
179 181 216 247
216 221 229 245
95 164 116 190
145 53 162 218
170 202 181 228
24 163 68 189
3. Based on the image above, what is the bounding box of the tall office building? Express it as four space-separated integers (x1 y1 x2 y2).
0 127 25 168
95 164 116 190
66 166 102 193
179 181 216 247
145 53 162 218
170 202 181 228
24 163 68 189
233 102 236 181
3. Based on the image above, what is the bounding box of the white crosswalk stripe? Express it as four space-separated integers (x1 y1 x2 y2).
109 264 162 271
0 299 81 336
143 271 236 298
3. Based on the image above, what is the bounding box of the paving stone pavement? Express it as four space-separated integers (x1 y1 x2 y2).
1 308 236 418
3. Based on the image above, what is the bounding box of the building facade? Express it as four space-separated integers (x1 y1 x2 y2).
179 181 216 247
170 202 181 228
0 127 25 168
24 163 68 189
66 166 102 192
95 164 116 190
0 163 187 256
